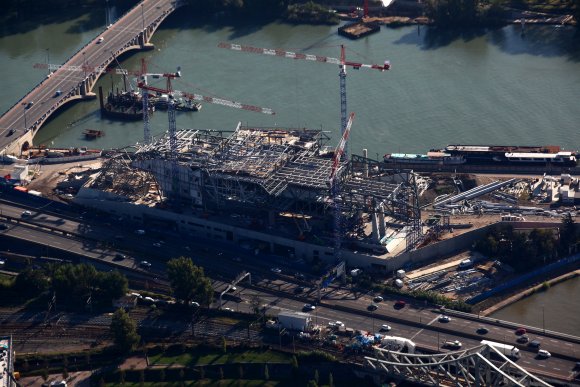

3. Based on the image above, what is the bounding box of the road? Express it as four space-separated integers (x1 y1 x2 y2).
0 0 178 153
1 198 579 382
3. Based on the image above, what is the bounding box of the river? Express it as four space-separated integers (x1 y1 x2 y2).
490 275 580 336
1 6 580 332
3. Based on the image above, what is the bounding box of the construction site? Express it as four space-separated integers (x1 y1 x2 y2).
75 122 423 268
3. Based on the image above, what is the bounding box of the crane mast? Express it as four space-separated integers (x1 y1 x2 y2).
329 112 355 262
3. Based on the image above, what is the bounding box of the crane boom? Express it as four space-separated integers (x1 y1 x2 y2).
218 43 391 72
329 112 355 182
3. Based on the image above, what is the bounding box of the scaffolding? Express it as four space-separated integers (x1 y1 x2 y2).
106 124 423 253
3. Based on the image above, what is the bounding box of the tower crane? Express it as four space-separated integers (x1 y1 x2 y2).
135 62 275 202
218 42 389 160
329 112 355 262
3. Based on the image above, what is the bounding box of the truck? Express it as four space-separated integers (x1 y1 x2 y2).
380 336 416 354
481 340 520 360
278 311 312 332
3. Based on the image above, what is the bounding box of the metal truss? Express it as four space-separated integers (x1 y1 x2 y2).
364 344 552 387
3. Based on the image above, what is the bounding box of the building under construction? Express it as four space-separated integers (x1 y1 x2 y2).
76 123 422 269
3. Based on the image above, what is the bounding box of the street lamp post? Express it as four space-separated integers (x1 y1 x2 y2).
46 48 50 75
141 4 145 32
82 52 86 78
542 305 545 334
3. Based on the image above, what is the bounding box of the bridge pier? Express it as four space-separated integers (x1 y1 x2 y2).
138 32 155 51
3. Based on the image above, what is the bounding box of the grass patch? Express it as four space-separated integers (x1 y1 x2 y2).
149 348 291 367
104 381 283 387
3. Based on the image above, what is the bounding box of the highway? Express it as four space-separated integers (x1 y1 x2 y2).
0 0 179 153
1 198 579 383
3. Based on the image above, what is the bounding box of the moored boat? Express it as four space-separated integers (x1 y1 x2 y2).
384 152 466 165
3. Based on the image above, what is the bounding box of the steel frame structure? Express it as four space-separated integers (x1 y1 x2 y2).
128 125 424 251
364 344 552 387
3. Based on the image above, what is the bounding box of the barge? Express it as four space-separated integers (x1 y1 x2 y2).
24 146 102 164
384 151 466 165
444 144 576 166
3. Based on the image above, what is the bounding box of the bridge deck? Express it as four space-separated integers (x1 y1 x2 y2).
0 0 183 156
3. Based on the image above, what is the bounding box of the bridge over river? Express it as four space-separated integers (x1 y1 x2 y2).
0 0 184 156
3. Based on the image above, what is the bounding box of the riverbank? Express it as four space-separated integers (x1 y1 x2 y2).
479 268 580 316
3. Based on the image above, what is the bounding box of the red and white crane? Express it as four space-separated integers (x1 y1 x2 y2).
34 60 275 146
329 112 355 262
218 42 389 160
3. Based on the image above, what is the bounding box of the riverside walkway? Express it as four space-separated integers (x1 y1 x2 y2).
0 0 184 156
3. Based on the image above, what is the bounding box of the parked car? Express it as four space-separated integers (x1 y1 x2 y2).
113 253 126 261
515 327 527 336
439 315 451 323
0 223 8 230
295 272 306 280
528 340 541 348
270 267 282 274
21 210 33 217
373 296 384 302
367 303 378 311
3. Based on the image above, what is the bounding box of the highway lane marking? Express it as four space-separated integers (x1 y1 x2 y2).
553 367 560 371
410 315 439 340
537 364 546 367
550 339 558 343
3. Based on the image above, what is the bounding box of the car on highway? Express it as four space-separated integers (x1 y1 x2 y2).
8 128 15 135
97 37 104 44
537 349 551 358
528 340 541 348
476 327 489 335
113 253 126 261
223 307 234 312
135 229 146 235
153 242 162 248
54 90 62 97
373 296 384 302
25 101 34 109
294 286 305 294
270 267 282 274
21 210 33 217
516 334 529 344
439 315 451 323
394 300 406 309
367 303 378 311
0 259 5 266
189 301 200 307
139 260 152 269
303 304 315 312
443 340 462 349
0 223 7 230
515 327 527 336
380 324 392 332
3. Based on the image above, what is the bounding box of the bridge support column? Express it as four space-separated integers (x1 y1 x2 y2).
138 31 155 51
79 80 96 100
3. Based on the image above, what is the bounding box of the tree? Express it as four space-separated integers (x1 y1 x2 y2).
110 308 140 352
560 212 576 253
14 268 49 296
96 270 128 302
167 257 213 305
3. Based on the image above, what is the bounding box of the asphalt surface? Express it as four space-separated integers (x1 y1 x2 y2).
1 198 579 383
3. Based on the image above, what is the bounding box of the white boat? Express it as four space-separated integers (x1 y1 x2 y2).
384 151 466 165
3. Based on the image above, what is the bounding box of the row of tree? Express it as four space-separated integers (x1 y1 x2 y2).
473 213 577 272
13 263 127 309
